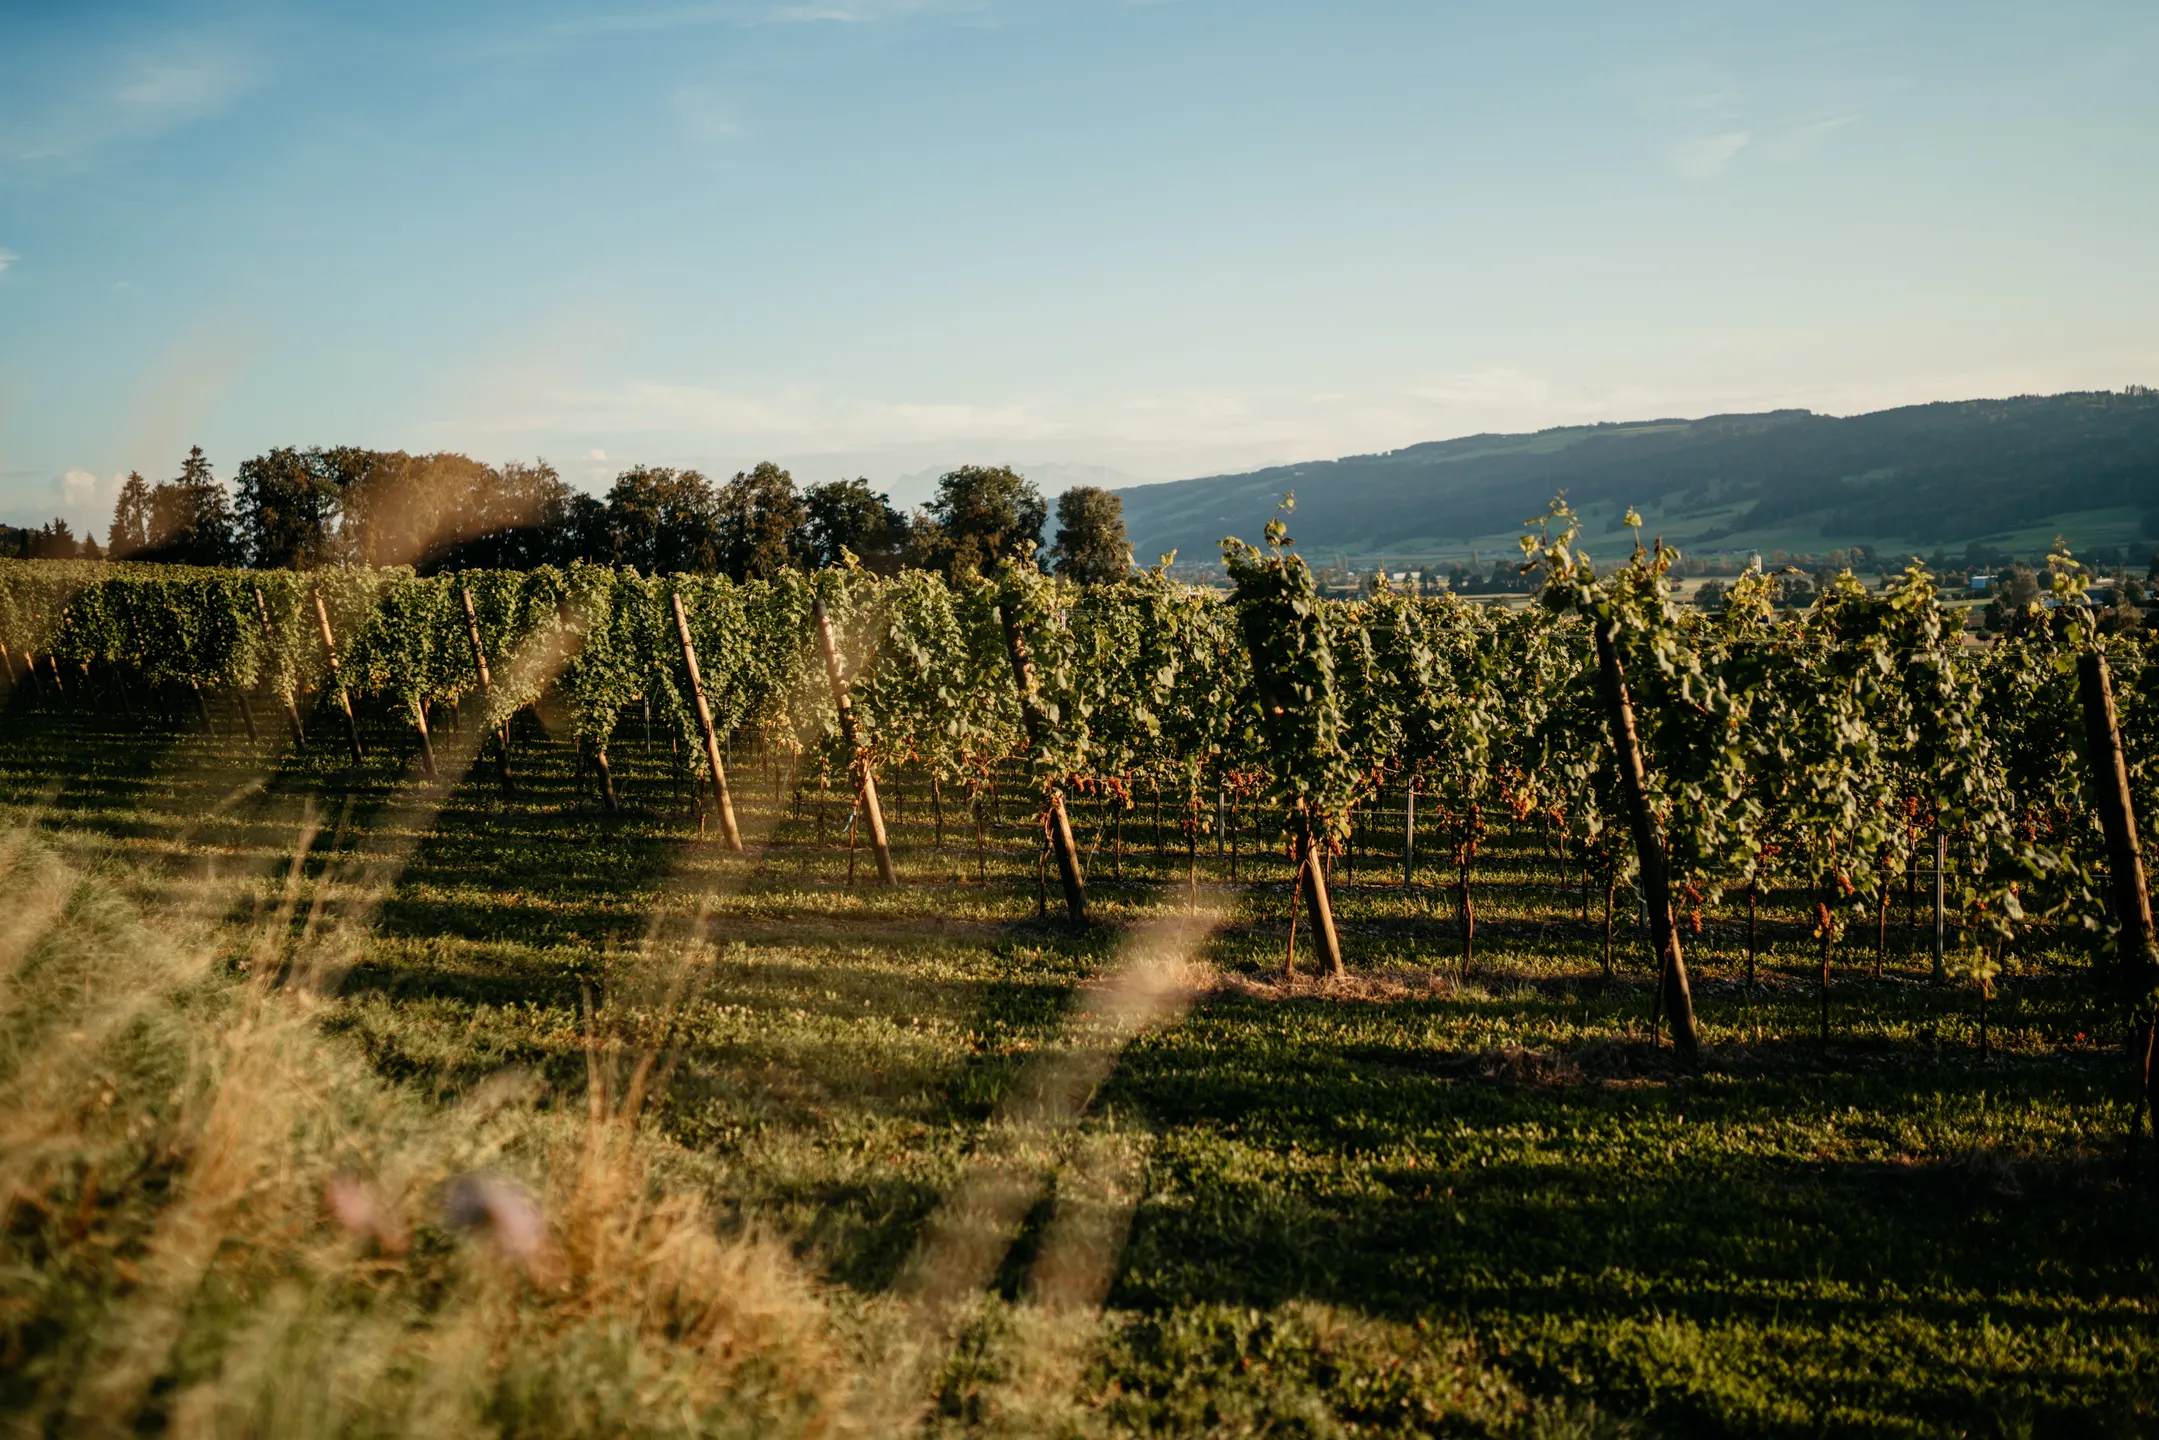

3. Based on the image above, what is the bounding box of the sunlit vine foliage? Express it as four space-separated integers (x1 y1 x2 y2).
0 517 2148 975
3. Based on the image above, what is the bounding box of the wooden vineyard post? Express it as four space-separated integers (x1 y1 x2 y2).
997 604 1086 923
2077 650 2158 971
313 591 364 764
1297 809 1346 977
2075 648 2159 1141
593 741 618 811
550 599 619 815
458 584 514 792
1230 785 1241 881
254 587 306 745
1404 778 1417 890
812 598 896 885
1113 782 1123 879
669 592 743 851
0 640 17 690
1931 827 1947 984
1594 618 1701 1065
412 700 437 777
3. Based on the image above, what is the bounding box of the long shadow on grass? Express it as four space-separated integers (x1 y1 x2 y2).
1102 987 2158 1427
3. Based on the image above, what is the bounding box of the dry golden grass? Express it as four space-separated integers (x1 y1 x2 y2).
0 813 858 1438
0 756 1218 1439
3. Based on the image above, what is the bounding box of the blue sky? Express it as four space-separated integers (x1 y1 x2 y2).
2 0 2155 534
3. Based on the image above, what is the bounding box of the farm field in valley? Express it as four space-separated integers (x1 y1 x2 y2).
5 696 2154 1438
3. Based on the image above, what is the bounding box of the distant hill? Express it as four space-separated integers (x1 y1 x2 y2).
1113 390 2159 568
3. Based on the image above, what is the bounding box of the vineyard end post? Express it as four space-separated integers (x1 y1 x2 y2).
1594 618 1700 1066
670 591 743 851
457 584 514 793
2074 648 2159 1137
812 598 896 885
1931 827 1947 984
1299 812 1345 977
2076 650 2158 973
595 745 618 811
313 590 364 765
1404 778 1416 890
412 699 437 778
254 586 306 745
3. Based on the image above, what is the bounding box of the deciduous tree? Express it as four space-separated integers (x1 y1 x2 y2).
604 466 722 575
924 465 1045 581
236 446 340 569
1051 485 1131 584
805 477 909 574
716 462 810 579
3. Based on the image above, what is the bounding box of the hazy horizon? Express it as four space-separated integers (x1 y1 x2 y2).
4 1 2155 536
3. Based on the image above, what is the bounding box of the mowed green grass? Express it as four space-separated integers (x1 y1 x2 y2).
4 693 2157 1438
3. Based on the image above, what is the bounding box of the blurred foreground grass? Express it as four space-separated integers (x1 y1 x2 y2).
1 700 2155 1437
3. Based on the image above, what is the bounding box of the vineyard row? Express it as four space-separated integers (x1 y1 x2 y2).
2 505 2155 1078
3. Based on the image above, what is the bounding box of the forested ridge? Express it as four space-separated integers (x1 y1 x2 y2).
1115 388 2159 562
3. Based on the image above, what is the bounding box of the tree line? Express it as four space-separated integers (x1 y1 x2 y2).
14 445 1135 585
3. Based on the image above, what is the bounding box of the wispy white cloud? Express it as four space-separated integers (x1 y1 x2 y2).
1670 130 1750 180
1621 34 1886 184
505 0 961 49
423 355 2157 501
453 371 1598 485
861 399 1049 440
672 87 745 144
0 249 16 274
114 56 241 113
1763 114 1858 162
0 34 259 168
764 5 875 20
1405 368 1551 410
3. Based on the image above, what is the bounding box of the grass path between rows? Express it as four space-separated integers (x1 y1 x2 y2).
2 700 2156 1437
